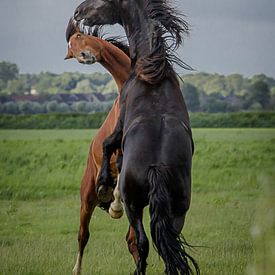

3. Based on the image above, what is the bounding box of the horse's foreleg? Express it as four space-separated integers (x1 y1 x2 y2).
73 187 97 275
97 119 123 202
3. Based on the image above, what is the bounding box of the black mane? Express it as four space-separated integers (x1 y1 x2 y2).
145 0 189 49
92 26 130 57
65 18 78 43
134 0 192 84
65 18 130 57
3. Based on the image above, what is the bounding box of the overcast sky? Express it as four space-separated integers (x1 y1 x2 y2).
0 0 275 77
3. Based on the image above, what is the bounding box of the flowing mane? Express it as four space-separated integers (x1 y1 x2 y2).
65 18 130 57
145 0 189 49
134 0 192 84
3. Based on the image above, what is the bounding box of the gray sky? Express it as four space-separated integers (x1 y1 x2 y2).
0 0 275 77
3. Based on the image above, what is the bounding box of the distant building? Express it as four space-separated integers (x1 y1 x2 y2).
30 88 38 95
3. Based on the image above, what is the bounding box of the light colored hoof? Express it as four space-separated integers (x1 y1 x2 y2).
109 202 123 219
72 253 82 275
72 266 81 275
97 185 113 203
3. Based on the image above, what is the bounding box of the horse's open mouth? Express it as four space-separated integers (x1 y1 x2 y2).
84 59 96 64
77 53 97 65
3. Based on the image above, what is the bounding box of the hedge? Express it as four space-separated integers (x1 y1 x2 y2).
0 112 274 129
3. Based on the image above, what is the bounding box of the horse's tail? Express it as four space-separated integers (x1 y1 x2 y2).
148 166 200 275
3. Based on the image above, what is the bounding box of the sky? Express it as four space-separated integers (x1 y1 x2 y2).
0 0 275 77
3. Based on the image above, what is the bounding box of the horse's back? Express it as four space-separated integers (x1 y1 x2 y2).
120 76 193 208
122 76 193 168
123 75 190 126
120 115 192 209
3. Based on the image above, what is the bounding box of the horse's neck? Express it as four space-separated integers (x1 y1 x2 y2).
122 7 154 62
99 41 131 92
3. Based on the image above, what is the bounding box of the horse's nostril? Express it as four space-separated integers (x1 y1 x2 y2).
81 52 86 58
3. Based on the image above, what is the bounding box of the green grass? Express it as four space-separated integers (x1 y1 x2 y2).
0 129 97 141
0 129 274 274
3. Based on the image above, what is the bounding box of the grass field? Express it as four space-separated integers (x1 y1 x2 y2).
0 129 274 275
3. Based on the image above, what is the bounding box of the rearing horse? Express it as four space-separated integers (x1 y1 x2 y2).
64 19 131 274
74 0 200 274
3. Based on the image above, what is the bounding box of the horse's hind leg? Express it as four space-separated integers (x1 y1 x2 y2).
125 206 149 275
73 183 97 275
126 225 139 265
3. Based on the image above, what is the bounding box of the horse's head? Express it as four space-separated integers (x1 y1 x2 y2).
65 33 103 64
74 0 121 27
64 18 102 64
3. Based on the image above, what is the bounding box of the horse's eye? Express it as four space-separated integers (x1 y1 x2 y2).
77 34 81 38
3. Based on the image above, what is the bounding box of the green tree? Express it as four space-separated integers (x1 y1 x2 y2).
2 102 19 114
31 102 45 114
0 61 19 92
181 83 200 112
72 101 91 113
270 94 275 110
248 81 270 109
102 79 118 96
4 76 32 94
0 61 19 82
56 102 70 113
72 79 95 94
18 101 34 114
46 101 59 113
34 72 57 94
203 74 228 96
251 74 275 88
226 74 245 95
55 73 78 91
89 72 112 86
203 93 230 113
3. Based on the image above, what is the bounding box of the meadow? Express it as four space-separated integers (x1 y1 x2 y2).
0 129 274 275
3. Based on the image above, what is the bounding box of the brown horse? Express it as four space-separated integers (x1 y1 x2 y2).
64 19 133 275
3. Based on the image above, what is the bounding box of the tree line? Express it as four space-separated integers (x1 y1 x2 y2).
1 61 275 114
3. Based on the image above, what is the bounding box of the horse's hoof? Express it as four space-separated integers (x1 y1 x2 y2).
72 266 81 275
109 204 123 219
97 185 113 203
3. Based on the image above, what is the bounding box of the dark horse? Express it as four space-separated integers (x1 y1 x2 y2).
74 0 199 274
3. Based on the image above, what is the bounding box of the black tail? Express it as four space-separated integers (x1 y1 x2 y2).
148 166 200 275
